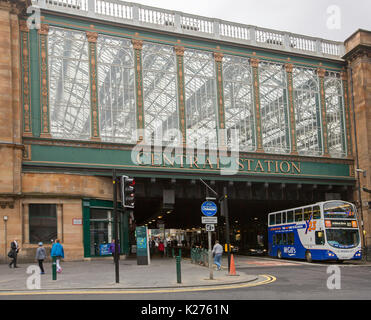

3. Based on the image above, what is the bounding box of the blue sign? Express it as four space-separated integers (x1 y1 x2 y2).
201 201 217 217
99 244 111 256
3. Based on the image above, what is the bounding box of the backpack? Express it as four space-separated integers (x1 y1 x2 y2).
8 250 14 258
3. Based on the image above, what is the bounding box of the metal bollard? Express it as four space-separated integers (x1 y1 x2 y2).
176 255 181 283
52 256 57 280
179 248 182 258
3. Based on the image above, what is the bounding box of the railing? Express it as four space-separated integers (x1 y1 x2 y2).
33 0 345 59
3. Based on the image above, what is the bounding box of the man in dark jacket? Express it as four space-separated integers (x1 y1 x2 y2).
9 239 20 268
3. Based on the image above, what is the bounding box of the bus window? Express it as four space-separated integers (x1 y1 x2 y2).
287 211 294 223
277 233 282 245
304 207 312 220
295 209 303 221
288 232 294 245
315 231 325 245
282 212 286 224
269 215 275 226
276 213 281 224
283 233 288 245
272 234 276 245
313 206 321 219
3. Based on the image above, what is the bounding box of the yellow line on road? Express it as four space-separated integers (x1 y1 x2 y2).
0 275 276 296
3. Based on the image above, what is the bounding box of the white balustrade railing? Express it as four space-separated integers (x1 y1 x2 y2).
34 0 345 59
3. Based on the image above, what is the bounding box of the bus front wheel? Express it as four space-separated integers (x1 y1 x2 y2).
305 250 312 263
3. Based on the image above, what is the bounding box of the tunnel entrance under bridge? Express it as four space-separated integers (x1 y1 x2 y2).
129 177 354 258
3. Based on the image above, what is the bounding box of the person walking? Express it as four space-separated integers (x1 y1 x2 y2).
35 242 46 274
212 240 223 271
8 239 20 268
109 239 120 264
158 241 165 258
51 239 64 273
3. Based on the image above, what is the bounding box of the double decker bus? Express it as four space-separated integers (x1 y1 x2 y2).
268 200 362 262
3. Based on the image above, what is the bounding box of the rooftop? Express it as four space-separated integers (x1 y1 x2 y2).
33 0 345 60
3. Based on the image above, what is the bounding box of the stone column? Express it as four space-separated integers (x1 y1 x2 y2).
38 23 51 138
175 45 186 147
87 31 100 141
214 51 226 149
285 63 298 155
132 38 144 142
251 57 264 153
317 67 330 157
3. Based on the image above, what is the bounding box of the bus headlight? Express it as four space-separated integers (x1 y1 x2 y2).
353 250 362 258
327 250 336 257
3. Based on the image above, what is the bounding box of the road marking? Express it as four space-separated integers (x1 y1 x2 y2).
0 275 276 296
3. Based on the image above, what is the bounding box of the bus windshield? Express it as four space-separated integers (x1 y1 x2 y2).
326 229 360 249
323 201 356 219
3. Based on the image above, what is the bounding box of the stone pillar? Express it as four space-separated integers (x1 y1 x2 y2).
285 63 298 155
214 51 226 149
132 38 144 142
175 44 186 147
87 31 100 141
343 30 371 256
0 0 25 261
317 67 330 157
251 57 264 152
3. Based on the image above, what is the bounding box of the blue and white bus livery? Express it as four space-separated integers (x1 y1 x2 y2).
267 200 362 262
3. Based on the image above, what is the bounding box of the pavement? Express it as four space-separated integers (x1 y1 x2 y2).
1 255 369 293
0 255 259 292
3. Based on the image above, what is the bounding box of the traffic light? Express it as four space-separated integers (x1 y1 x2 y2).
121 176 135 208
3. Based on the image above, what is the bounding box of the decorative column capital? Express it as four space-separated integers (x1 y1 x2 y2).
38 24 49 35
317 68 326 78
86 31 98 43
132 39 143 50
174 45 185 56
19 20 29 33
285 63 293 73
250 58 259 68
213 52 223 63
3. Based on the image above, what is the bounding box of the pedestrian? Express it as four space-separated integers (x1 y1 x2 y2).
35 242 46 274
109 239 120 263
212 240 223 271
158 241 165 258
51 239 64 273
8 239 20 268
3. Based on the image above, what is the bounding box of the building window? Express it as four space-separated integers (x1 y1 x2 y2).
293 66 322 156
142 42 179 145
324 71 347 158
29 204 57 244
48 27 91 140
184 49 218 150
222 55 256 152
97 35 137 143
258 61 290 154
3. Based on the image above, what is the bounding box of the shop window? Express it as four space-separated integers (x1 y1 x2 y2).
29 204 57 244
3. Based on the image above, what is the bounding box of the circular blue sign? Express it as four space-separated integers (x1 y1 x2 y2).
201 201 217 217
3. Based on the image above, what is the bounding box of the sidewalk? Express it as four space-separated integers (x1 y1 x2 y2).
0 257 257 292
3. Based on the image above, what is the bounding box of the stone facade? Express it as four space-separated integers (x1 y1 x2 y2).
0 0 370 262
343 29 371 252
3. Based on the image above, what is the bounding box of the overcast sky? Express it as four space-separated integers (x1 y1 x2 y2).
129 0 370 41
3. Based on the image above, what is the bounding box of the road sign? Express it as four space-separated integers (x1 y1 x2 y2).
205 224 215 232
201 201 217 217
202 216 218 224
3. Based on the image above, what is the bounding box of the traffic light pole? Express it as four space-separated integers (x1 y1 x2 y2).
113 169 120 283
